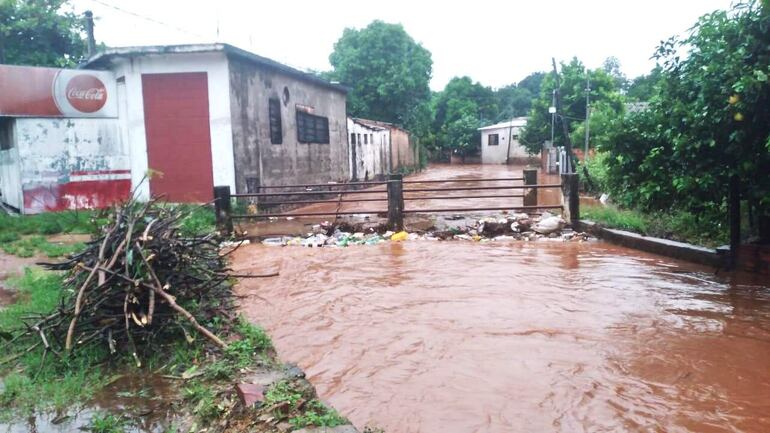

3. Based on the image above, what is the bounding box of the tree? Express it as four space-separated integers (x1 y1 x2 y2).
328 21 432 128
0 0 86 67
597 0 770 240
521 57 623 153
494 72 545 121
432 76 498 156
626 66 663 101
602 56 628 92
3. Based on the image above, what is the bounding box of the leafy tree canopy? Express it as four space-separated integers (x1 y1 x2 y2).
431 76 498 155
328 20 432 129
597 0 770 223
495 71 545 121
521 57 623 153
626 66 663 101
0 0 86 67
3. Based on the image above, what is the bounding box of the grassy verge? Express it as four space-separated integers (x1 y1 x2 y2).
0 205 215 258
582 204 728 248
0 269 110 416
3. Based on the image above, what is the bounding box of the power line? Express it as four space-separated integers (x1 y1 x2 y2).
86 0 207 39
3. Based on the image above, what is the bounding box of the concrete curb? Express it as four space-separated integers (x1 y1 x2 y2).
578 220 726 268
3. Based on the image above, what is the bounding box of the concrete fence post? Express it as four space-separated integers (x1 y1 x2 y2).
560 173 579 226
523 169 538 207
213 185 233 236
387 174 404 231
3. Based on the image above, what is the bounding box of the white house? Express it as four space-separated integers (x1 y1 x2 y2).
478 117 529 164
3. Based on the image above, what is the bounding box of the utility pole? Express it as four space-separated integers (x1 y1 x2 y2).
550 90 556 145
551 57 575 173
584 73 590 161
84 10 96 58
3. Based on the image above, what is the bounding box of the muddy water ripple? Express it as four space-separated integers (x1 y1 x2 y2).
233 240 770 433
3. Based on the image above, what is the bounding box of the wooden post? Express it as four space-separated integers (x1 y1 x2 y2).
729 175 740 267
213 185 233 236
387 174 404 231
523 169 538 207
560 173 579 226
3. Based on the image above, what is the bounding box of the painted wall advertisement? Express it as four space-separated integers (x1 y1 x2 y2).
0 65 117 118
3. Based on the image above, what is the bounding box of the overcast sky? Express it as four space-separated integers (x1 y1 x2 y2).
71 0 733 91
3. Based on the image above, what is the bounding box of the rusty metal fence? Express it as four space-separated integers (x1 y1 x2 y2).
213 170 579 234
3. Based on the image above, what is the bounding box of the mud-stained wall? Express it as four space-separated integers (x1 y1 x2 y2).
228 57 349 192
390 127 417 172
347 118 389 181
0 118 23 209
14 118 130 214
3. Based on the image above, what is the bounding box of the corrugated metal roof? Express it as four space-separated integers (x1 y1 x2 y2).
477 117 528 131
80 43 347 94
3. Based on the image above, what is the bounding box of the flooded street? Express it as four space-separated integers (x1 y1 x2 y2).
233 241 770 433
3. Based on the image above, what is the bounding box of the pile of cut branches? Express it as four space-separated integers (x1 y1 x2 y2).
2 197 253 366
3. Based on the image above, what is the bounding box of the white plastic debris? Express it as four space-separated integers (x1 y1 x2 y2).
533 216 565 234
262 237 285 246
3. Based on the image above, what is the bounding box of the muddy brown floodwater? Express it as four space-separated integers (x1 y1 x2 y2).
233 240 770 433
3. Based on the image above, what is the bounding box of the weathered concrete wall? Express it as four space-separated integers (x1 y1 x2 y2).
14 118 130 214
390 127 417 172
0 118 23 209
347 118 389 181
481 126 528 164
108 52 235 200
228 57 349 192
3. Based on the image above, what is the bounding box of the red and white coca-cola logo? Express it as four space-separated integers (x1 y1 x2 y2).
64 75 107 113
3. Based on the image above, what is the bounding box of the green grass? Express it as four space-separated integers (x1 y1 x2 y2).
0 270 274 422
0 235 85 258
0 210 100 237
290 400 348 429
0 269 110 418
582 204 728 247
265 380 348 429
177 204 216 236
88 412 127 433
0 209 97 258
581 205 648 233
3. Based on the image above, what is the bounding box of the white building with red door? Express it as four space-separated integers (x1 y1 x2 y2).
0 43 351 213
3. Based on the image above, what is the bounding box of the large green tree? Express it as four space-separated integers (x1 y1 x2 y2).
432 76 498 156
494 71 545 121
626 66 663 101
328 20 432 128
598 0 770 239
521 57 623 153
0 0 86 67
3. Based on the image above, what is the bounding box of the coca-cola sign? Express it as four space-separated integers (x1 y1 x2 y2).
65 75 107 113
0 65 117 118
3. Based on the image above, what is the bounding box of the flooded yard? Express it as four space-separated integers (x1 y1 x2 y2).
233 240 770 433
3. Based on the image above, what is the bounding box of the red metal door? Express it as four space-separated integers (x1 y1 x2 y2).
142 72 213 202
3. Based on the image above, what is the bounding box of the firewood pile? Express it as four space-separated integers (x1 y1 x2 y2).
5 198 250 366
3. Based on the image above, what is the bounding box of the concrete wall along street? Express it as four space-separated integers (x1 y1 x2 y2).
347 117 390 181
389 126 417 172
228 57 349 194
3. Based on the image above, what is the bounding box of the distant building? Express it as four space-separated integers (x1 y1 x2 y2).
346 117 418 177
0 43 350 213
347 117 390 180
478 117 529 164
624 102 650 113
